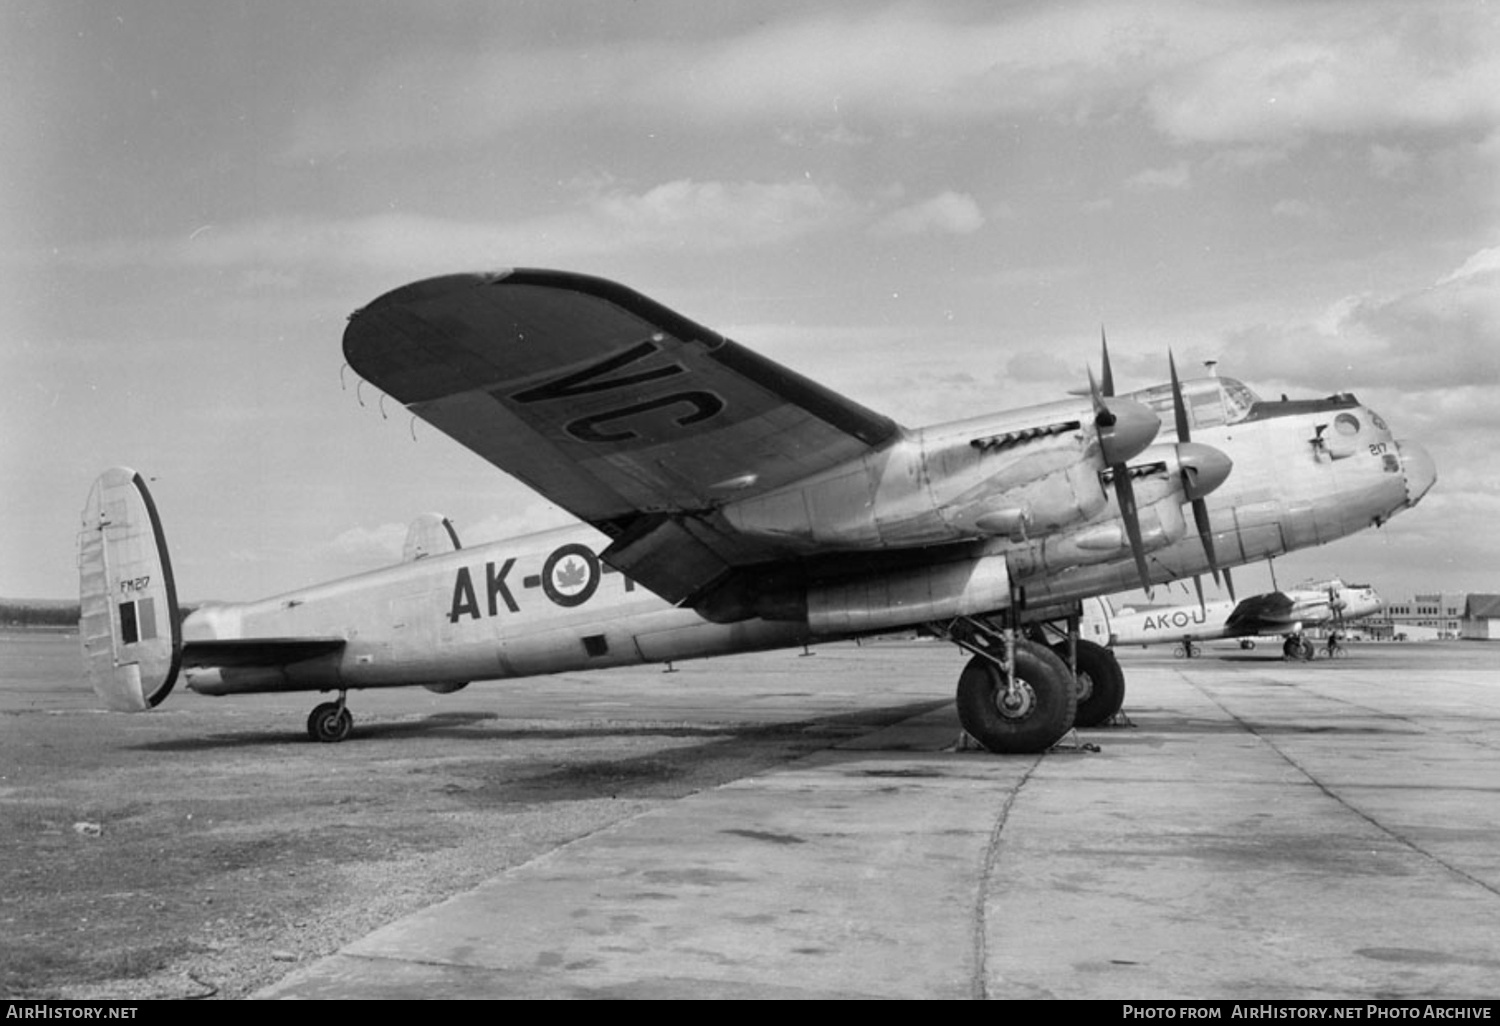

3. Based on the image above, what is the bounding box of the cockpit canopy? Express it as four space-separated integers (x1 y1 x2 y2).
1124 376 1366 435
1125 376 1261 433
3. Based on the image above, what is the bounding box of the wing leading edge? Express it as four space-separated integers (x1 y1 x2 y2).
1223 592 1297 635
344 270 902 604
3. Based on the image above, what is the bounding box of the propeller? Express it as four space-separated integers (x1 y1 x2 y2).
1327 581 1346 628
1168 351 1235 601
1093 331 1155 594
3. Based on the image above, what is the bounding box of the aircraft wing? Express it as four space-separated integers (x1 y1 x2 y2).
344 270 902 604
1222 591 1298 635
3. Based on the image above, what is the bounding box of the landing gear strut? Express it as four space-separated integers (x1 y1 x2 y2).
930 616 1076 753
1030 610 1127 729
1057 638 1125 727
307 693 353 743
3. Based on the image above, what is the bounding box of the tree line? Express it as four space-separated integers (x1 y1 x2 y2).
1 601 80 628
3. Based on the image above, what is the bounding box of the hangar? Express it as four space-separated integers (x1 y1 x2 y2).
1460 594 1500 641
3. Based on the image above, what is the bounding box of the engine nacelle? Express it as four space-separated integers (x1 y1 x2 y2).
1001 440 1216 579
1006 497 1188 579
695 552 1015 632
805 554 1012 634
941 457 1106 539
423 681 469 695
723 397 1158 551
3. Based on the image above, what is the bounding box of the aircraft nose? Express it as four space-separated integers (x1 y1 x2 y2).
1397 440 1436 507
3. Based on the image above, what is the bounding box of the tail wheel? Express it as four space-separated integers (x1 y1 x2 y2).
956 639 1076 754
1057 639 1126 728
307 701 353 743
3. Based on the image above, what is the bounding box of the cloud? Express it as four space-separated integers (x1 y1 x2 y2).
1270 198 1324 220
1126 162 1192 190
870 191 984 237
328 522 407 565
1369 143 1416 180
1222 244 1500 392
1145 7 1500 145
591 179 852 246
1005 349 1075 383
282 4 1500 158
31 179 858 276
1436 245 1500 285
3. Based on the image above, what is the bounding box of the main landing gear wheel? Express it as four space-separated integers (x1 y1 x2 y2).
1283 636 1315 662
1057 639 1125 729
307 701 353 743
956 639 1077 754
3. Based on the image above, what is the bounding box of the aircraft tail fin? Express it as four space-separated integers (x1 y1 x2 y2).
402 512 462 562
77 468 182 711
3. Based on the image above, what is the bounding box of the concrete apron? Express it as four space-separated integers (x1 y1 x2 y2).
259 666 1500 999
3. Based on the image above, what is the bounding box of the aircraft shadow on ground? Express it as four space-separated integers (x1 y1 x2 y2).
130 699 951 753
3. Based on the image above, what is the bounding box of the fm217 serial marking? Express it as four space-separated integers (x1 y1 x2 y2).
78 269 1436 752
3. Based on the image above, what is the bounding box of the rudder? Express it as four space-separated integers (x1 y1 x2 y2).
78 467 182 711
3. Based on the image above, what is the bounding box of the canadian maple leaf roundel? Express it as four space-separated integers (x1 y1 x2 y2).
554 557 587 590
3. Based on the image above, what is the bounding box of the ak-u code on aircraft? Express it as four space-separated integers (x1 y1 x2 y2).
78 270 1437 753
1088 578 1384 660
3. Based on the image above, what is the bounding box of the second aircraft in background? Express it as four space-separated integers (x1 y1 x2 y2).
1088 579 1383 659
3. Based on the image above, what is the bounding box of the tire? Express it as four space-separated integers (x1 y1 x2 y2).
307 703 353 743
1063 640 1125 728
957 639 1077 754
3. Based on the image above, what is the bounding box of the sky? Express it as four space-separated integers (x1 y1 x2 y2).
4 0 1498 606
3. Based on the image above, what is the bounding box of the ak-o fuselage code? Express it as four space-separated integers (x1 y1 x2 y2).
446 542 636 623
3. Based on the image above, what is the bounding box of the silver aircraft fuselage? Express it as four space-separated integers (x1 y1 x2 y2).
179 377 1434 698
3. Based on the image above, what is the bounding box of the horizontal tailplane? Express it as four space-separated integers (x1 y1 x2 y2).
77 468 181 711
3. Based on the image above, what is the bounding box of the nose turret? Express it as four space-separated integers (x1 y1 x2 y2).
1396 440 1436 508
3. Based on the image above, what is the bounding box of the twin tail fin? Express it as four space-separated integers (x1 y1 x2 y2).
77 468 181 711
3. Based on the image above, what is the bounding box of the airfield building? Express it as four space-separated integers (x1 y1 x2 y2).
1366 592 1470 641
1459 595 1500 641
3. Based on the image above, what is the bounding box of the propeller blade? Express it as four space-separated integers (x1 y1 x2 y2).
1100 327 1115 397
1222 565 1237 603
1170 356 1228 591
1169 349 1191 443
1112 469 1152 595
1192 574 1206 614
1192 498 1223 588
1088 365 1114 426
